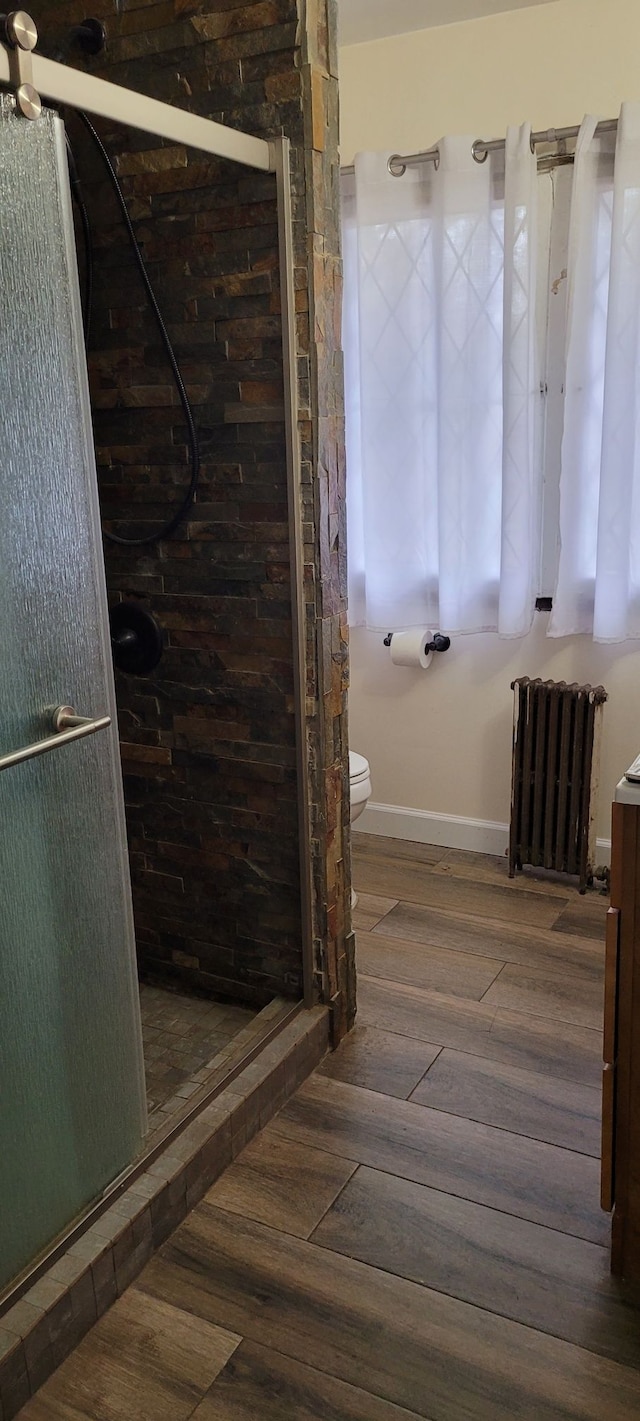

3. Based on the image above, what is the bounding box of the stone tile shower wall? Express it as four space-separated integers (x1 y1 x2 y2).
32 0 354 1032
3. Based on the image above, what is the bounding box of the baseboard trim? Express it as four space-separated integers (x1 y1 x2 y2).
356 801 612 865
596 837 612 865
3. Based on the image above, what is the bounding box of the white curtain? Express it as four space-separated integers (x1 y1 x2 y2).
550 104 640 641
344 125 539 635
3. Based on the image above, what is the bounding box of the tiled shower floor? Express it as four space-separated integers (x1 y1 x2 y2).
139 983 257 1135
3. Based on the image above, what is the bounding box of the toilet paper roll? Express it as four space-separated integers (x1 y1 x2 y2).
389 630 433 669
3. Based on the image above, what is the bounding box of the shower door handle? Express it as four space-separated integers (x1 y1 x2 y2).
0 705 111 773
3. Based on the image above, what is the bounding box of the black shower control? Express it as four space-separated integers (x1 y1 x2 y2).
109 602 163 675
68 18 106 55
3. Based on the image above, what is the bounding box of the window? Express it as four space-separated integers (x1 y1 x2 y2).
342 114 639 642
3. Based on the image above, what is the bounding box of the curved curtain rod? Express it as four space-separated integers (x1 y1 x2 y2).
340 117 618 178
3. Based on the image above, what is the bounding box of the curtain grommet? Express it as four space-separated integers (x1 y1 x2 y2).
388 154 407 178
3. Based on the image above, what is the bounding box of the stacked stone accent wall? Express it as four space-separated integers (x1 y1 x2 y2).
32 0 354 1032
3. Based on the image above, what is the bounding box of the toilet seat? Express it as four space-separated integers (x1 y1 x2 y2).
348 751 372 912
349 750 370 784
349 751 371 816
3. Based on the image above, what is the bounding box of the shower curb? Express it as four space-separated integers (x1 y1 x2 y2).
0 1004 329 1419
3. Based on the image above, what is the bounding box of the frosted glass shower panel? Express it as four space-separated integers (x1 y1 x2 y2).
0 97 146 1292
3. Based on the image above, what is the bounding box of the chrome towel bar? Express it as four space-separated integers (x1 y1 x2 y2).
0 705 111 773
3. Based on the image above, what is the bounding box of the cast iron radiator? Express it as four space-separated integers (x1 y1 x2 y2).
509 677 608 892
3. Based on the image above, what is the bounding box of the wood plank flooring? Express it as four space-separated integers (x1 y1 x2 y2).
204 1130 357 1239
353 856 567 926
271 1074 608 1242
357 973 603 1083
20 1288 240 1421
479 959 605 1029
21 834 640 1421
310 1167 640 1368
357 930 505 999
371 899 606 977
318 1023 442 1098
409 1047 602 1154
190 1343 424 1420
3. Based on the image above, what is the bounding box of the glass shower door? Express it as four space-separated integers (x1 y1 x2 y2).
0 96 147 1293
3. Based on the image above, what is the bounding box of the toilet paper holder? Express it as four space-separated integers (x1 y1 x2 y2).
383 631 451 653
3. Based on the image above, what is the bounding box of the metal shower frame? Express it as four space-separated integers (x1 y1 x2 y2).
0 21 315 1008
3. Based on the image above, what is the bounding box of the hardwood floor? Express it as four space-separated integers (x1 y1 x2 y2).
357 974 603 1083
189 1343 424 1420
318 1023 442 1098
204 1130 357 1239
409 1048 602 1154
20 834 640 1421
271 1075 608 1241
480 960 605 1029
357 930 504 999
20 1289 240 1421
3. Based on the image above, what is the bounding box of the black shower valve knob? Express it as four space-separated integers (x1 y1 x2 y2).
109 602 163 675
67 17 106 55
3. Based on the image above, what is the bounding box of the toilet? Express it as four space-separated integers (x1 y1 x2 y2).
349 750 372 909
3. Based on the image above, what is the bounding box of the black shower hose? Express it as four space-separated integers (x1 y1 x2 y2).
68 112 201 546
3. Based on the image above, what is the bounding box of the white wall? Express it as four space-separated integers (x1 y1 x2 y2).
340 0 640 166
341 0 640 848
